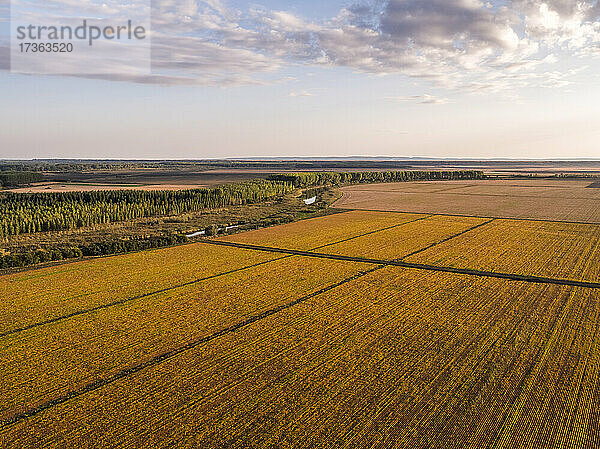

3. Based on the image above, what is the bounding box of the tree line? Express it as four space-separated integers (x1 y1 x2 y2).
0 212 307 270
0 233 188 269
268 170 485 187
0 169 485 269
0 170 484 240
0 171 45 187
0 180 294 238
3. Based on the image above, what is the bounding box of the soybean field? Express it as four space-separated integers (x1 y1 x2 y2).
2 207 600 448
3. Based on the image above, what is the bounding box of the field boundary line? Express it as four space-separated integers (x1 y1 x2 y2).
0 265 385 429
0 257 291 339
0 215 428 339
199 240 600 289
333 208 600 226
428 184 480 193
400 218 495 259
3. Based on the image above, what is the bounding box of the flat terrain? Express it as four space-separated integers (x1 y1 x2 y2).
334 179 600 222
2 206 600 447
8 183 210 193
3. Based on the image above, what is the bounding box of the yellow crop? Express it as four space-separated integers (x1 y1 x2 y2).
220 210 426 250
5 268 598 448
408 219 600 282
0 256 373 422
2 210 600 448
0 244 276 334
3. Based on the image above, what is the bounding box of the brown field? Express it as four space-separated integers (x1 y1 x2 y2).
8 182 209 193
3 202 600 447
334 179 600 222
38 168 279 188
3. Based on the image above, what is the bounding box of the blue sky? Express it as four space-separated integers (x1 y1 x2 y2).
2 0 600 159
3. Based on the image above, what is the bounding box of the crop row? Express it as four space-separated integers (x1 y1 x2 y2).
4 268 598 447
0 210 498 422
0 244 276 335
219 210 426 250
0 210 422 335
0 256 373 421
317 215 488 260
407 219 600 283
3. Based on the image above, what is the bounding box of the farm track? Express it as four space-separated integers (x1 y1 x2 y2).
0 215 430 339
335 208 600 226
0 265 385 429
200 240 600 289
399 218 495 259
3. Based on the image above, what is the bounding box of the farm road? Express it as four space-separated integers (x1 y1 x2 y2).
200 240 600 290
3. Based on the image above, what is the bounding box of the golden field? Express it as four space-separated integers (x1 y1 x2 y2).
0 256 373 420
0 210 421 335
2 208 600 447
3 267 599 448
219 210 426 250
407 219 600 283
0 244 274 334
319 215 488 260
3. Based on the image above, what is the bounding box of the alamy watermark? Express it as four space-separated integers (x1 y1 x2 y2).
10 1 151 75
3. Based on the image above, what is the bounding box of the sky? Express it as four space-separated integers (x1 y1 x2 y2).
1 0 600 160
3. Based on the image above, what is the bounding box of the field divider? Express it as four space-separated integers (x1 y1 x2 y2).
0 264 386 429
199 240 600 290
399 218 495 259
335 208 600 226
0 257 288 339
0 215 429 339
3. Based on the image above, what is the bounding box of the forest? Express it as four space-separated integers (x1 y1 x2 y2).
0 171 44 187
0 180 294 238
268 170 485 187
0 171 484 239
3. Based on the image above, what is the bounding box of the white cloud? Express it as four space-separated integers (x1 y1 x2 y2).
393 94 450 104
1 0 598 92
518 0 600 49
289 90 316 97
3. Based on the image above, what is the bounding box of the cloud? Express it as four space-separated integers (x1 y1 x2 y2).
380 0 519 50
0 0 597 92
393 94 450 104
516 0 600 49
289 90 316 97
